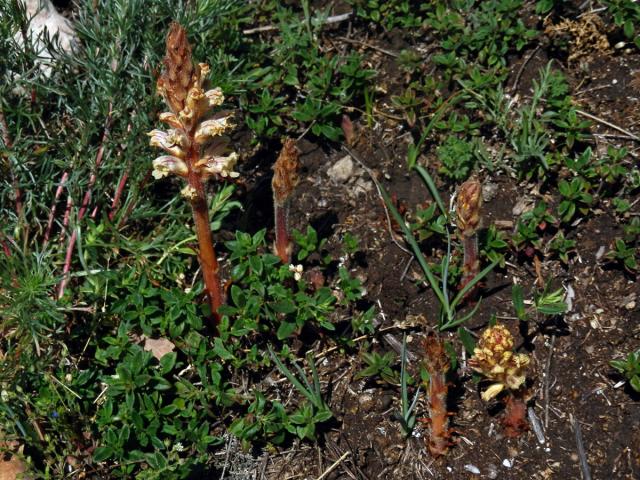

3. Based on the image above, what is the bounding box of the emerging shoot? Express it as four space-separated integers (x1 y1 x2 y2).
149 22 238 326
272 138 300 264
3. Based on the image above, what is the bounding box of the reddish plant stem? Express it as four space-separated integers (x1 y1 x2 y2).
43 171 69 245
460 234 479 290
187 146 223 327
109 169 129 221
426 371 451 457
57 104 112 299
58 195 73 245
274 202 291 264
0 109 23 218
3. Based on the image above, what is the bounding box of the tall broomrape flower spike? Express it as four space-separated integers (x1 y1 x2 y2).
456 178 482 294
469 324 530 401
272 138 300 264
422 333 453 458
149 22 238 327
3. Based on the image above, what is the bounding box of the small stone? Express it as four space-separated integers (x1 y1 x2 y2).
487 464 498 479
464 464 481 474
625 301 636 310
482 182 499 202
502 458 514 468
614 41 625 49
327 155 354 183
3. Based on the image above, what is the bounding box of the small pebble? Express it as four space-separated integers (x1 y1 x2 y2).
626 301 636 310
327 155 354 183
502 458 514 468
487 464 498 479
464 464 481 475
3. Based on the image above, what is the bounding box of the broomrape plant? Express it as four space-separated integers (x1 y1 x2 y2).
149 22 239 326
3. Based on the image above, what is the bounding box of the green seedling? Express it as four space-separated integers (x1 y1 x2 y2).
511 283 568 321
557 177 593 223
268 347 332 439
610 349 640 393
393 334 421 437
606 238 638 273
547 231 576 264
355 350 398 385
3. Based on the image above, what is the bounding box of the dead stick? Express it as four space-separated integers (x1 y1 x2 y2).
336 36 399 57
576 109 640 142
58 103 113 299
571 414 592 480
43 171 69 244
243 12 352 34
544 334 555 429
315 451 350 480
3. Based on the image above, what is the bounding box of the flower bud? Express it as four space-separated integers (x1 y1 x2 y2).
457 178 482 237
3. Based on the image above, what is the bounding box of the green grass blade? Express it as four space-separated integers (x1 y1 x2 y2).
415 165 448 219
378 184 449 315
450 259 499 311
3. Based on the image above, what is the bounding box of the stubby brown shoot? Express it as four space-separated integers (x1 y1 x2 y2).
272 138 300 264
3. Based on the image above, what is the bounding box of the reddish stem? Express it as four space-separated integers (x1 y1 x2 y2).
109 170 129 221
187 146 223 327
43 171 69 245
274 202 291 264
58 195 73 245
57 104 112 299
460 234 479 294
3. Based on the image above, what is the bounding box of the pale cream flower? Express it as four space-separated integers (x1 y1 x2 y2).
194 115 234 144
200 152 239 179
205 87 224 108
152 155 188 179
148 129 188 158
180 185 198 200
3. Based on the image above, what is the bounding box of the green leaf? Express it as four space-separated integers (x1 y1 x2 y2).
271 299 296 314
457 327 475 354
92 446 114 463
159 352 177 375
276 321 297 340
511 284 527 321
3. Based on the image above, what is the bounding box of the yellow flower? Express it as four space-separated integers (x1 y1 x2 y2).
469 324 530 401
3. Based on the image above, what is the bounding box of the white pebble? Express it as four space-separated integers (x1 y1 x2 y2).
464 464 481 474
502 458 514 468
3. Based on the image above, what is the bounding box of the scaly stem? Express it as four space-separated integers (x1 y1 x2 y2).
461 234 479 291
187 146 222 326
274 201 290 264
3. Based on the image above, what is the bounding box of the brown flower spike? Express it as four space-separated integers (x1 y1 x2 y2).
422 333 453 458
272 138 300 264
456 178 482 294
149 22 238 327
